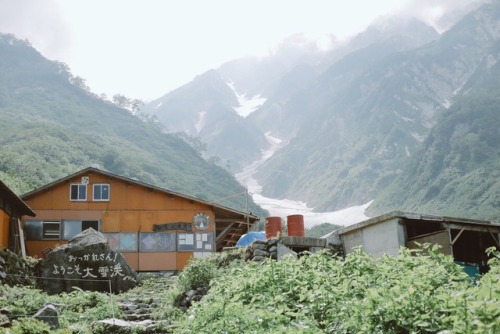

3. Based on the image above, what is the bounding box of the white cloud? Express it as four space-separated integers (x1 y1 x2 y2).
398 0 488 32
0 0 71 59
0 0 488 101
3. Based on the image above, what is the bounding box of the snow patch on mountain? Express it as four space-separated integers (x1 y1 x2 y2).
254 193 372 228
227 82 266 117
236 132 370 227
195 111 207 133
236 132 289 193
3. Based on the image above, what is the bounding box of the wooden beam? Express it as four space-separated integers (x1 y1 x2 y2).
215 218 245 223
18 218 26 258
451 227 465 245
447 223 500 233
216 223 235 244
489 230 500 248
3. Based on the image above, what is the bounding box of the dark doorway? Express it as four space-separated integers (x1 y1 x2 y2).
82 220 99 231
451 229 499 274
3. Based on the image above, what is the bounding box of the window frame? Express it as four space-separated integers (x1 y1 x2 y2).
42 221 61 240
93 183 110 201
70 184 87 201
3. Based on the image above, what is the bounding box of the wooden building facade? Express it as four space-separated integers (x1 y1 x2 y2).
0 179 36 254
21 167 258 271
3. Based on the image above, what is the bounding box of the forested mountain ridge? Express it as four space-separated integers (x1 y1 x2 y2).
142 2 500 221
368 90 500 219
0 34 265 216
256 3 500 214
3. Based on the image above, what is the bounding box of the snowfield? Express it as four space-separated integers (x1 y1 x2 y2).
236 132 370 228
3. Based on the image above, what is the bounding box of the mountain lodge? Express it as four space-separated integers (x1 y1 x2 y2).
19 167 258 271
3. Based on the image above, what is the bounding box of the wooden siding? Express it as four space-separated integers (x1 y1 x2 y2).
0 212 9 247
22 171 215 271
406 230 453 256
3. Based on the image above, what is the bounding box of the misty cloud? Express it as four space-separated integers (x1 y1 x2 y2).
0 0 71 60
400 0 489 32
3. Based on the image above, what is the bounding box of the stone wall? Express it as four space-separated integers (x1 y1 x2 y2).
244 237 342 262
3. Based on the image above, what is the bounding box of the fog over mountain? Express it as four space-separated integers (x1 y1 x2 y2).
1 0 496 225
142 1 500 222
0 33 266 218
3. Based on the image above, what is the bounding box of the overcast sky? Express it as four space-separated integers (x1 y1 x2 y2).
0 0 486 101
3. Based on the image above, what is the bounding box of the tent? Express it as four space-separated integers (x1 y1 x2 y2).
236 231 266 247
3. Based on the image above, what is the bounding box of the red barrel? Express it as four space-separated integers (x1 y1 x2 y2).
287 214 305 237
265 216 282 239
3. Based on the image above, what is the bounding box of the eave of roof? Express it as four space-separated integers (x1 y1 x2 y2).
338 210 500 235
0 179 36 217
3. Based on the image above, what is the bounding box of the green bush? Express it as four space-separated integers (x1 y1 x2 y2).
174 246 500 333
4 318 51 334
0 285 48 317
55 288 123 328
178 258 218 292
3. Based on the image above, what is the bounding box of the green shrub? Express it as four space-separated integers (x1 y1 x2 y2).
55 288 123 329
0 285 48 317
5 318 51 334
178 258 218 292
174 246 500 333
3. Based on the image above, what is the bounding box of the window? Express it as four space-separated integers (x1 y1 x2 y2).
25 219 101 241
43 221 61 240
24 220 43 240
70 184 87 201
93 184 110 201
62 220 81 240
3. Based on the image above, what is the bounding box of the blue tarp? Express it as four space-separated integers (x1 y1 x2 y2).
236 231 266 247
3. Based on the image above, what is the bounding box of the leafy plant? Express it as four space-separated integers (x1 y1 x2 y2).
175 245 500 333
3 318 51 334
178 258 218 292
54 288 123 328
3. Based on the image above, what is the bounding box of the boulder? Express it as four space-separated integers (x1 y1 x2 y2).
277 243 297 260
36 228 138 294
33 304 59 329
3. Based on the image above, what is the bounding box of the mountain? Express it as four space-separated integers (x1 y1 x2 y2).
141 40 322 171
0 33 266 216
368 90 500 220
140 69 268 171
142 2 500 222
254 7 498 212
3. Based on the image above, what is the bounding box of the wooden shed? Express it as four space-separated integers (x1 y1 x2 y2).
21 167 259 271
334 211 500 274
0 179 36 254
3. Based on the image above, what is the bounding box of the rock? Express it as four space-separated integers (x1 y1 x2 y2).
33 304 59 329
253 249 269 257
191 294 203 302
267 238 279 247
120 302 138 312
185 290 197 298
0 314 10 327
277 243 297 260
94 318 132 334
252 255 267 262
251 242 267 250
36 228 138 294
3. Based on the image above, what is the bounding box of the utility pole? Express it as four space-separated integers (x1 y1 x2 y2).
245 187 249 232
